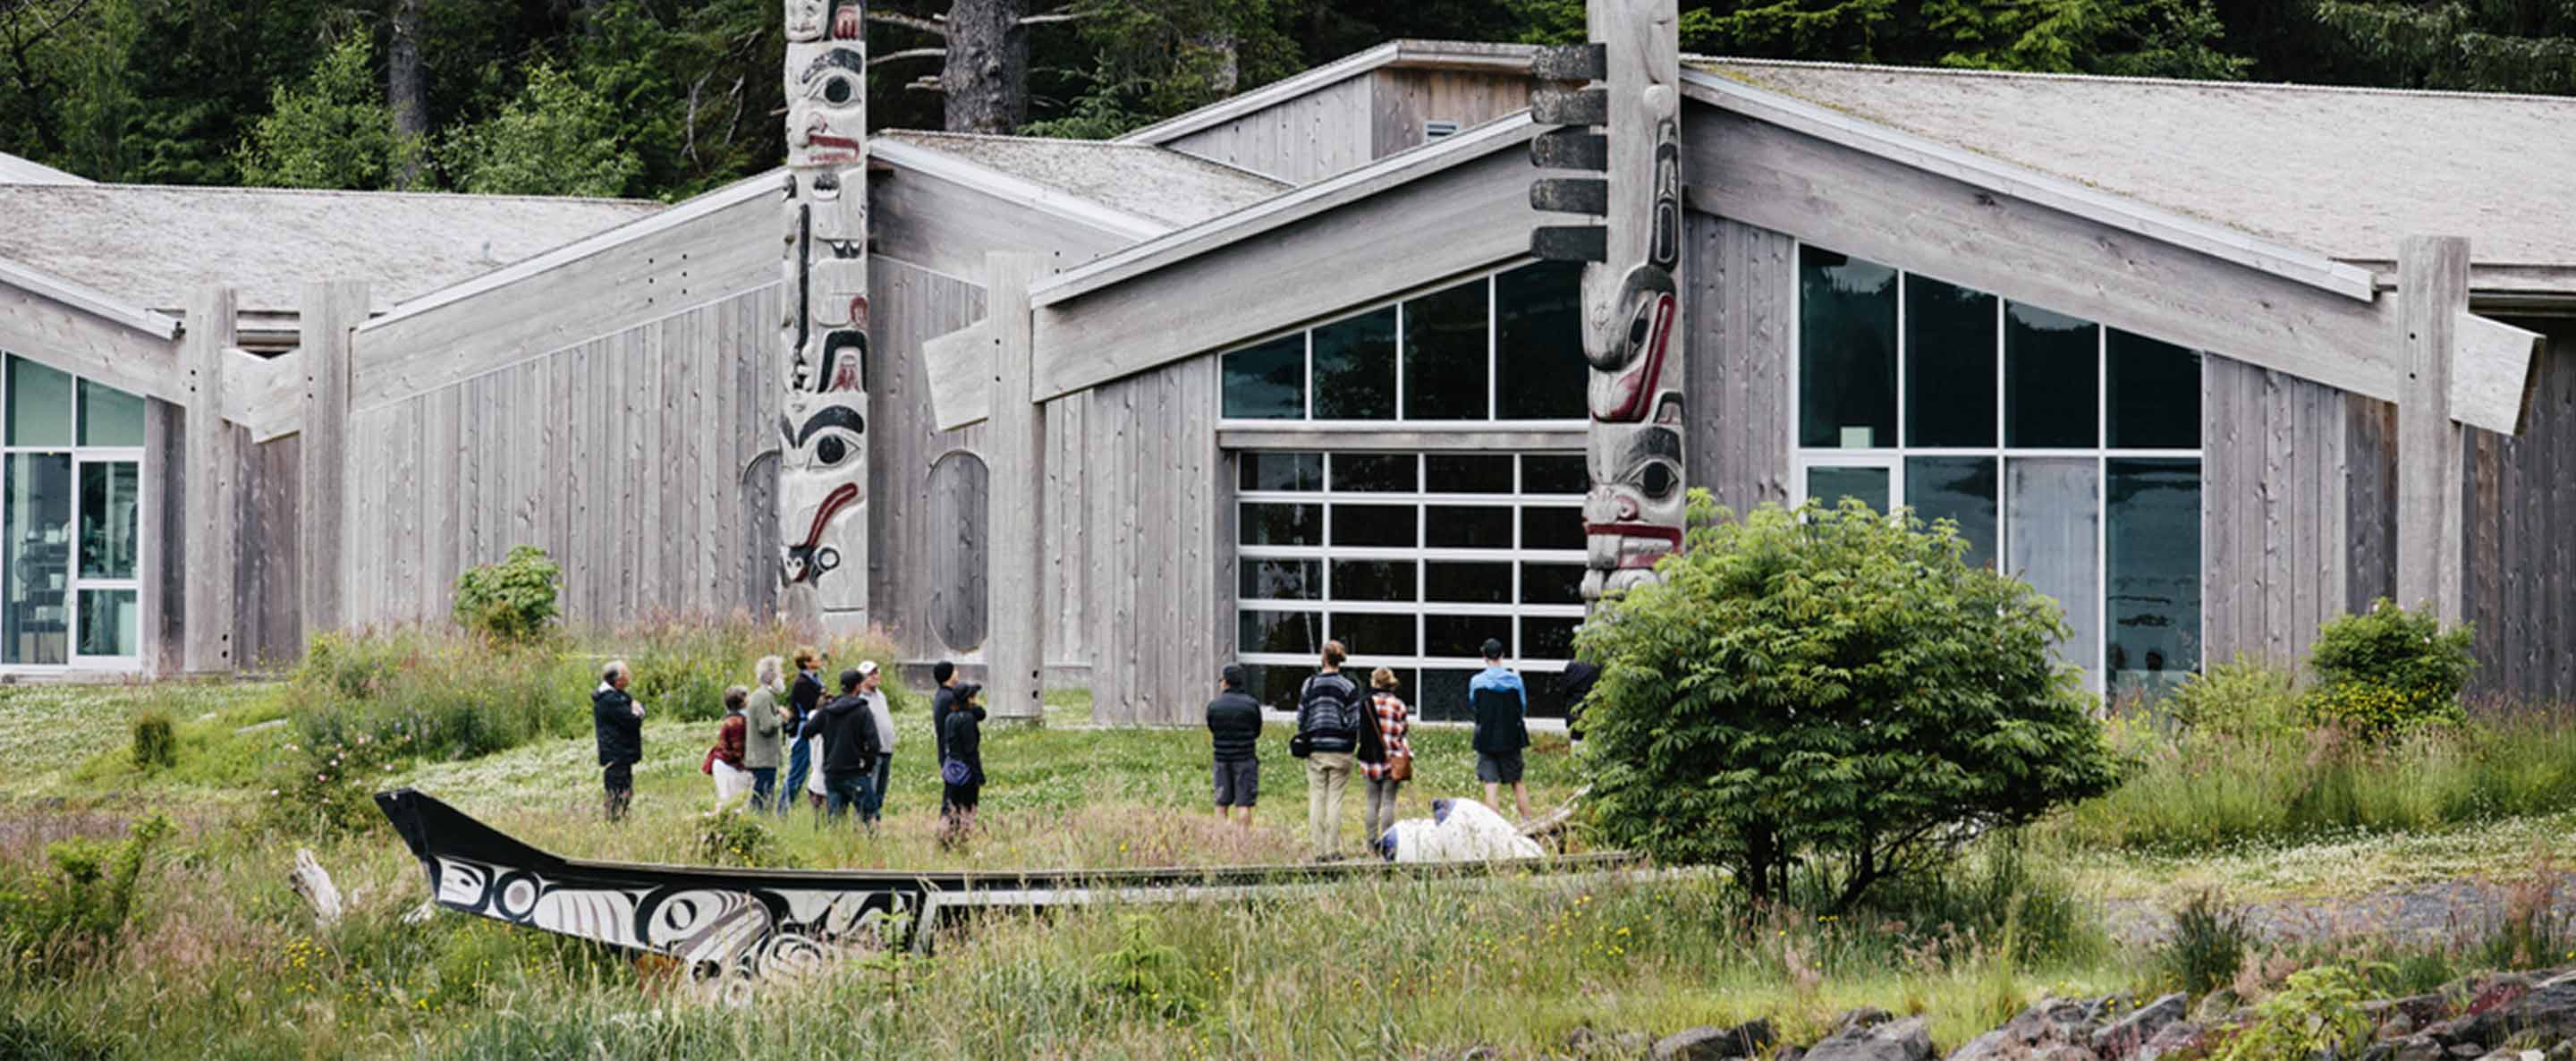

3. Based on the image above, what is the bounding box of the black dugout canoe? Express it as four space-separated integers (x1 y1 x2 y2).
376 788 1631 973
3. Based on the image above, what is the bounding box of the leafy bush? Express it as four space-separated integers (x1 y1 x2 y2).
0 814 173 981
2165 658 2304 740
2210 963 2377 1061
1576 495 2123 909
694 803 783 868
1091 914 1203 1022
2158 890 2253 995
130 710 176 771
2302 599 2474 738
453 545 562 643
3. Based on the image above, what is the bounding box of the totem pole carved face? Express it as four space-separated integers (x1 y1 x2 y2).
1582 420 1685 598
779 396 868 594
1586 263 1678 422
784 0 828 42
787 48 868 167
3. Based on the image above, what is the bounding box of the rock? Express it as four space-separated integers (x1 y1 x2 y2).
2470 1049 2543 1061
1805 1016 1933 1061
2190 990 2241 1025
2032 1047 2099 1061
2385 1035 2450 1061
1947 997 2109 1061
2371 993 2457 1028
1653 1020 1774 1061
2134 1021 2203 1061
1615 1032 1655 1057
2090 992 2188 1059
1835 1009 1894 1036
1776 1049 1805 1061
2454 1046 2496 1059
2384 1014 2421 1040
1567 1028 1604 1056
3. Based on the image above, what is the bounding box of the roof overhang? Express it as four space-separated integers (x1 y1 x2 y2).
0 256 181 340
1114 40 1538 147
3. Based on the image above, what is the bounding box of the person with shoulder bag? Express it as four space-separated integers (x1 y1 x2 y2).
939 683 987 847
1295 641 1361 861
1359 667 1412 853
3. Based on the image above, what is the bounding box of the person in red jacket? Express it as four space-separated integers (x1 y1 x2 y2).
708 685 751 806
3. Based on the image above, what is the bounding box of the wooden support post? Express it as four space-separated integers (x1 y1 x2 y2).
2396 235 2469 626
139 398 178 676
299 281 365 640
986 252 1046 726
182 285 238 674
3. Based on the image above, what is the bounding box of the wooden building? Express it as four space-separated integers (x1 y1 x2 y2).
0 40 2570 721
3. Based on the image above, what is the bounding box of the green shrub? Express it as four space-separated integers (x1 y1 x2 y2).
1576 495 2123 909
0 814 172 981
2210 963 2377 1061
1091 914 1203 1023
2303 599 2474 738
2157 890 2252 995
694 802 784 868
453 545 562 642
2165 658 2304 740
129 710 175 771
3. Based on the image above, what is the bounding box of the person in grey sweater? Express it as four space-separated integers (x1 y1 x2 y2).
743 655 788 812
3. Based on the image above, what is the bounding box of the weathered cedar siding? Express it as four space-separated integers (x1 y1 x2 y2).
1165 75 1375 183
2465 320 2576 701
341 285 780 628
1682 211 1794 514
864 258 990 662
1369 68 1531 158
1051 356 1224 725
2345 394 2399 613
2201 355 2351 669
234 431 301 668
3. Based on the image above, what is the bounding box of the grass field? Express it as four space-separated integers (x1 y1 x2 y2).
4 647 2573 1060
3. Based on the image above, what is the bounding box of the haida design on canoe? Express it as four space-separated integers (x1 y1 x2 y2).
376 789 1627 975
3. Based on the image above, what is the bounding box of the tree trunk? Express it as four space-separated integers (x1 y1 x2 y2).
942 0 1029 133
387 0 428 188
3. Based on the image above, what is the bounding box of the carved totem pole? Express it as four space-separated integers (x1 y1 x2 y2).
1530 0 1687 606
780 0 872 629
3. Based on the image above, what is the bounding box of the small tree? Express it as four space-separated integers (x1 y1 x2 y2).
453 545 561 643
2302 598 2474 737
234 35 413 190
440 62 640 198
1575 494 2123 910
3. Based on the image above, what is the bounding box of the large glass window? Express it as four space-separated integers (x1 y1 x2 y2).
1792 249 2203 694
0 355 143 667
1235 450 1585 721
1217 261 1585 426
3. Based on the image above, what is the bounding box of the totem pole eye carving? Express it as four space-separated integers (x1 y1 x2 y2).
1530 0 1687 607
778 0 870 628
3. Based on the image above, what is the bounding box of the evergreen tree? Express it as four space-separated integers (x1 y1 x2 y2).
441 62 641 197
1022 0 1305 138
234 34 411 190
2311 0 2576 93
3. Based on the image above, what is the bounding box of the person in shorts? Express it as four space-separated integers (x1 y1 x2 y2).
1468 638 1531 820
1206 664 1263 828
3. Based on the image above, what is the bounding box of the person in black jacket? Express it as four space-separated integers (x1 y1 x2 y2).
929 660 960 814
1206 664 1263 829
1556 658 1601 745
939 683 987 846
1296 641 1362 861
592 660 645 821
798 668 882 823
778 645 828 815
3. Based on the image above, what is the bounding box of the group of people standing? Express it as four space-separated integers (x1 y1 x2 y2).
1208 636 1537 862
589 648 990 843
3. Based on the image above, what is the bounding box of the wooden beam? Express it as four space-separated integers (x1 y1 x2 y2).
1031 143 1542 400
2453 310 2544 437
869 162 1134 286
0 273 189 408
182 286 238 673
1216 425 1588 451
140 398 176 677
923 318 994 430
300 280 367 639
2397 235 2470 625
985 253 1045 725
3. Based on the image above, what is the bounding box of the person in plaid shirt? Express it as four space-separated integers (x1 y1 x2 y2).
1360 667 1413 852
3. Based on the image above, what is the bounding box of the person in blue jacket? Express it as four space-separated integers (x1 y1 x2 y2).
1468 638 1531 820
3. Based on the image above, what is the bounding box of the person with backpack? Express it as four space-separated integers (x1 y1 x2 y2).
1206 664 1263 829
1470 638 1533 820
778 646 827 814
1359 666 1413 852
798 668 883 823
939 683 987 846
1294 641 1362 861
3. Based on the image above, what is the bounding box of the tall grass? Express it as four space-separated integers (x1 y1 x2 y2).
2058 708 2576 853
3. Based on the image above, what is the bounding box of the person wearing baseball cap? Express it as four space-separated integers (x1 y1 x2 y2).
1468 637 1531 820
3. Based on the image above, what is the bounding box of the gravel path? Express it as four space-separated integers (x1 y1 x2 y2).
2100 873 2576 946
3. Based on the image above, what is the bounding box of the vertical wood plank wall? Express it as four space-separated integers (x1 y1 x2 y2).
2201 354 2351 668
1165 75 1375 184
2463 320 2574 701
865 258 991 662
1684 211 1794 514
2346 395 2399 611
341 284 781 629
1368 68 1532 159
233 431 302 668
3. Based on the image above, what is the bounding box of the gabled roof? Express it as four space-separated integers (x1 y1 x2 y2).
0 150 88 185
1691 58 2576 278
0 182 661 315
875 131 1287 233
1114 39 1537 147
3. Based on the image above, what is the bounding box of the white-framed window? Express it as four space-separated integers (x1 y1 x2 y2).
1236 450 1587 720
0 353 146 670
1791 244 2204 700
1217 259 1589 425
